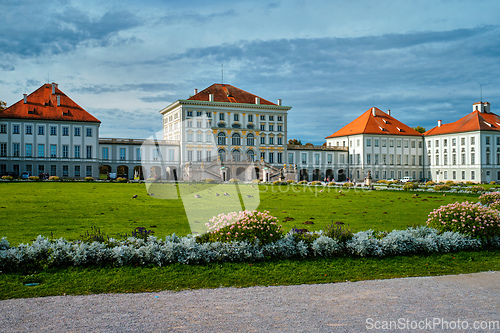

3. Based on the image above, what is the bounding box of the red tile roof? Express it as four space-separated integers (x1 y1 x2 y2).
326 107 422 138
187 83 278 105
424 110 500 136
0 83 100 123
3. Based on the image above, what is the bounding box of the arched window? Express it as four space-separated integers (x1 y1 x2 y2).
232 133 241 146
217 132 226 145
246 149 255 162
218 148 226 162
246 133 254 146
232 149 241 162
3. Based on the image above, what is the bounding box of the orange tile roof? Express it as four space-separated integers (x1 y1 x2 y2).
326 107 422 138
424 110 500 136
0 83 100 123
187 83 278 105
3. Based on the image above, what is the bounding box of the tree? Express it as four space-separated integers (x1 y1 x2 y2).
412 126 426 133
288 139 302 145
0 100 6 111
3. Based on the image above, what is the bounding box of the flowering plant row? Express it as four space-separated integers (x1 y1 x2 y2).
1 227 498 272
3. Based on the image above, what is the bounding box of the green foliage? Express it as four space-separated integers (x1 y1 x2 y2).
1 175 14 181
426 201 500 238
289 228 320 243
310 181 322 186
48 176 60 181
273 180 287 185
203 179 217 184
298 180 307 185
377 180 388 184
116 177 127 183
28 176 40 181
78 226 110 243
343 182 354 187
425 181 435 186
469 186 486 194
445 180 455 186
412 125 426 133
0 100 6 111
490 181 497 185
479 192 500 205
288 139 302 145
323 223 353 243
228 178 239 183
402 182 418 191
84 177 94 182
434 184 450 191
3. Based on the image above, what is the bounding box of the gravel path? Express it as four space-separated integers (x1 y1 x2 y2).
1 271 499 332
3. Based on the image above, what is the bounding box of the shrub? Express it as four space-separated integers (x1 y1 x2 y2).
286 179 295 184
298 180 308 185
229 178 239 183
131 227 154 240
116 177 127 183
310 181 322 186
1 175 14 181
28 176 40 181
273 180 287 185
433 184 450 191
146 177 157 182
288 228 320 244
425 181 435 186
204 210 284 244
84 177 94 182
323 223 353 243
203 179 217 184
49 176 60 181
377 179 388 184
388 180 399 185
251 179 261 184
479 192 500 205
426 201 500 238
327 182 336 186
343 182 354 188
488 200 500 211
469 186 486 194
490 181 497 185
465 181 475 185
79 226 110 243
445 180 455 186
402 182 418 191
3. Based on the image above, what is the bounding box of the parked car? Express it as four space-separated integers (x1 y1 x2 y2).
400 176 413 183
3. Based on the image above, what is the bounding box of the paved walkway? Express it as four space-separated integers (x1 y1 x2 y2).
0 271 499 332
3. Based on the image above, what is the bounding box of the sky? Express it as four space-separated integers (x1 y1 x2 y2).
1 0 500 144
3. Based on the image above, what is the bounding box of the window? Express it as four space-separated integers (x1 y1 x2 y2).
196 111 202 117
50 126 57 135
206 121 212 128
153 149 160 161
269 136 274 145
366 154 371 164
471 171 475 180
374 139 379 147
120 148 126 160
75 166 81 177
277 137 282 145
218 132 226 145
51 144 57 158
63 165 68 176
461 137 465 145
234 114 239 122
435 155 439 165
206 133 212 142
260 115 265 121
412 155 415 165
277 152 282 164
383 154 387 164
471 153 475 164
187 121 192 128
196 150 202 162
452 138 456 146
486 153 490 165
435 139 439 147
269 116 274 121
247 133 254 146
102 147 108 160
63 127 69 136
248 115 253 122
232 133 241 146
366 139 371 147
195 132 202 142
404 140 408 148
207 150 212 162
277 125 282 131
418 141 422 148
471 137 475 145
315 154 320 165
37 165 43 175
288 153 294 164
86 146 92 159
390 154 394 165
13 125 20 134
260 124 265 131
2 143 9 157
26 125 32 135
302 153 307 164
260 135 266 145
397 155 401 165
418 155 422 166
86 166 92 177
389 140 394 147
11 143 20 157
486 136 491 145
269 152 274 163
196 121 202 128
187 133 193 141
26 144 32 157
38 126 44 135
382 139 386 147
219 113 224 121
187 150 193 162
37 144 44 157
187 111 193 117
74 127 81 136
397 140 401 148
206 112 211 118
63 145 69 158
452 154 456 165
169 149 175 161
74 145 80 158
411 141 416 148
375 154 379 165
0 124 6 133
443 139 447 147
340 155 345 163
86 128 92 137
444 154 448 165
357 139 360 147
50 165 57 176
269 124 274 131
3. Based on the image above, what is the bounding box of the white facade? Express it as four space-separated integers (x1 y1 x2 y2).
287 145 348 181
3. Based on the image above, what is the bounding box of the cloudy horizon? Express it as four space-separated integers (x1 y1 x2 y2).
1 0 499 144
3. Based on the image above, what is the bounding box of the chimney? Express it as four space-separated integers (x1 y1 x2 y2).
372 107 376 116
57 95 61 106
255 97 260 104
52 82 57 94
387 109 391 116
277 99 282 106
194 89 198 95
438 120 442 127
23 94 27 104
209 94 214 102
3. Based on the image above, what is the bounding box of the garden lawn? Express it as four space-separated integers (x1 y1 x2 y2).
0 182 481 245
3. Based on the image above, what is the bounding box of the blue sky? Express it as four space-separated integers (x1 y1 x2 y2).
1 0 499 143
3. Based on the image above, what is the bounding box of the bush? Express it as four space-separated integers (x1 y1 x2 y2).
343 182 354 188
445 180 455 186
28 176 40 181
323 223 353 243
402 182 418 191
488 200 500 211
286 180 295 184
298 180 308 185
228 178 239 183
251 179 261 184
479 192 500 205
425 181 435 186
273 180 287 185
84 177 94 182
377 180 388 184
203 210 284 244
116 177 127 183
426 201 500 238
1 175 14 181
48 176 60 181
469 185 486 194
310 181 322 186
131 227 154 240
79 226 110 243
289 228 320 244
465 181 475 185
433 184 450 191
490 181 497 185
203 179 217 184
327 182 336 186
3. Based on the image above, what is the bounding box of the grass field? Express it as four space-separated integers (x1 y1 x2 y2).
0 182 482 245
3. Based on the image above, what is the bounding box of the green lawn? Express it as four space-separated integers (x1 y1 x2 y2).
0 182 481 245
